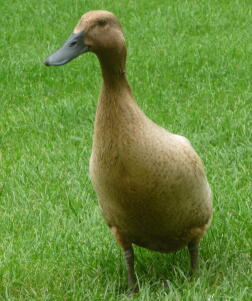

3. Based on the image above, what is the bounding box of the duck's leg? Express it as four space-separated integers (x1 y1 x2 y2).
110 226 138 293
188 240 200 276
124 245 139 293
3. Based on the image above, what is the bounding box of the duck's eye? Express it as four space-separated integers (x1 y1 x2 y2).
69 40 77 47
98 19 107 26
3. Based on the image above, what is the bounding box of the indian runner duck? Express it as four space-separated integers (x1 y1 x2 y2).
44 10 212 293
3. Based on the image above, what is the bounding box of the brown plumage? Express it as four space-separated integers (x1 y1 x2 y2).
44 10 213 293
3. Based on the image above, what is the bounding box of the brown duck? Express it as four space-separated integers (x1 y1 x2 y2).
44 10 213 293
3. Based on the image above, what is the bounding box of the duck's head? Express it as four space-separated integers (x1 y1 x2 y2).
44 10 126 67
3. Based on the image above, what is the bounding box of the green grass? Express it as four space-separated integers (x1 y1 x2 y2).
0 0 251 300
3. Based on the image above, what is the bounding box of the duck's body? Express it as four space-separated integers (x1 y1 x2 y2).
90 76 212 253
44 10 212 292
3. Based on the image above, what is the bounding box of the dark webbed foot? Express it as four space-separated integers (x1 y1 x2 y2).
124 246 139 294
188 240 200 276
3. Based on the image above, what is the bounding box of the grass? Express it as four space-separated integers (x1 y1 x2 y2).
0 0 251 299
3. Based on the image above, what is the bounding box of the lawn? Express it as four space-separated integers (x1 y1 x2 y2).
0 0 251 300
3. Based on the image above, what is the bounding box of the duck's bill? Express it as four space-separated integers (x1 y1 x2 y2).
44 31 89 66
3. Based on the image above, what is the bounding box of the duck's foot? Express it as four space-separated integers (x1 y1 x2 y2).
128 285 139 296
162 278 169 289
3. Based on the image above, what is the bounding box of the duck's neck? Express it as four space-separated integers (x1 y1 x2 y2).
93 50 145 159
94 49 142 135
97 48 132 95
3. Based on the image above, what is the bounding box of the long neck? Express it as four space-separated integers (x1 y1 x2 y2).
93 48 143 138
96 48 135 110
92 48 147 162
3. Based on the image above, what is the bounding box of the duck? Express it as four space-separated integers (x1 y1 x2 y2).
44 10 213 293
